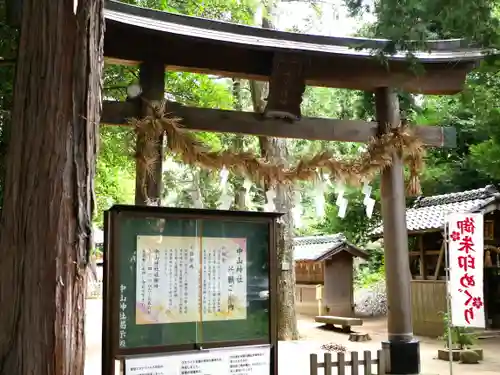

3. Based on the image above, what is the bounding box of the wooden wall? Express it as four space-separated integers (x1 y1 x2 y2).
295 284 321 316
411 280 447 337
323 252 354 317
295 253 355 317
409 231 444 279
295 260 324 284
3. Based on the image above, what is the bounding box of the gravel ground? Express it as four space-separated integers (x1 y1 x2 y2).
354 281 388 317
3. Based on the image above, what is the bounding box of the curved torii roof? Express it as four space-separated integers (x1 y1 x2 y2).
104 0 484 94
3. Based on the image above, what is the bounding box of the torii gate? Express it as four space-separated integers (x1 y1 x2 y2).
98 1 483 374
2 0 485 373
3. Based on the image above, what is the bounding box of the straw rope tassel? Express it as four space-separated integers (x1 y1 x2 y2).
129 100 427 193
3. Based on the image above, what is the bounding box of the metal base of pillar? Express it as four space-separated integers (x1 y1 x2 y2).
382 339 420 374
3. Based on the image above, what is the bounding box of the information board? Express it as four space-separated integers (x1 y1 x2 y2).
104 206 279 355
124 345 271 375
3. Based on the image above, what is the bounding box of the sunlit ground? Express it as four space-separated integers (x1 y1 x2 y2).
85 299 500 375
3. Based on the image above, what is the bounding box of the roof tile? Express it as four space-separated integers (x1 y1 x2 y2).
293 234 369 261
371 185 499 236
293 234 346 261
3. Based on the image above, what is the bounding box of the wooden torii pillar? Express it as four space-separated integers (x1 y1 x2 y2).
375 87 419 374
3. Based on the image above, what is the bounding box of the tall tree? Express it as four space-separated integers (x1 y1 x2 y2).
0 1 104 374
344 0 500 199
345 0 500 49
251 0 299 340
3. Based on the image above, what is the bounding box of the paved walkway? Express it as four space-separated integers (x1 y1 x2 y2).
85 300 500 374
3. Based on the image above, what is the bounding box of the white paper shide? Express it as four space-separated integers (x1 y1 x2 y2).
448 213 485 328
125 345 271 375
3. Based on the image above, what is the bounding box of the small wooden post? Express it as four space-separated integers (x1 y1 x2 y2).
351 351 359 375
337 352 346 375
316 284 324 315
363 351 372 375
309 353 318 375
375 87 420 374
135 61 165 205
418 235 426 279
377 349 386 375
434 241 446 280
324 353 333 375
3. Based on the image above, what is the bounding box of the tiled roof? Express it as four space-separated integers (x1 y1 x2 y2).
371 185 500 236
293 234 368 261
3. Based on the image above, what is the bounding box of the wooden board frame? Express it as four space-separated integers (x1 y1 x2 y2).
102 205 282 375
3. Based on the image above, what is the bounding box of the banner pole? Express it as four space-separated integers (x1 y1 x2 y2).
444 212 453 375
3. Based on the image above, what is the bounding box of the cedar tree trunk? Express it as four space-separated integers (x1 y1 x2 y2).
0 1 104 374
259 136 299 341
231 78 246 210
250 80 299 340
250 0 298 341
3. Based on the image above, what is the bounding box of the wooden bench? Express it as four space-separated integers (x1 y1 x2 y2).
315 315 363 333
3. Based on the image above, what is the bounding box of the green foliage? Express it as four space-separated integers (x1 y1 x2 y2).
345 0 500 49
5 0 500 249
301 86 364 119
412 62 500 195
354 240 385 287
439 311 478 349
96 67 241 223
92 0 264 225
292 87 384 239
314 189 380 245
356 264 385 288
94 126 136 227
349 0 500 201
119 0 258 24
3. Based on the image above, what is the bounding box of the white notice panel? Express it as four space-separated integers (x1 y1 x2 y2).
135 235 248 325
447 213 485 328
124 345 271 375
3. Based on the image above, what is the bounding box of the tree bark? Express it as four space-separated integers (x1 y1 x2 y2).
251 0 299 341
231 78 246 210
259 135 299 340
253 0 298 340
250 78 299 340
0 1 104 374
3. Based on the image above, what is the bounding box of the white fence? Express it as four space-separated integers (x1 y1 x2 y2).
310 351 385 375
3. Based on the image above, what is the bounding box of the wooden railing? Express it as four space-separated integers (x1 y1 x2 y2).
310 350 385 375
